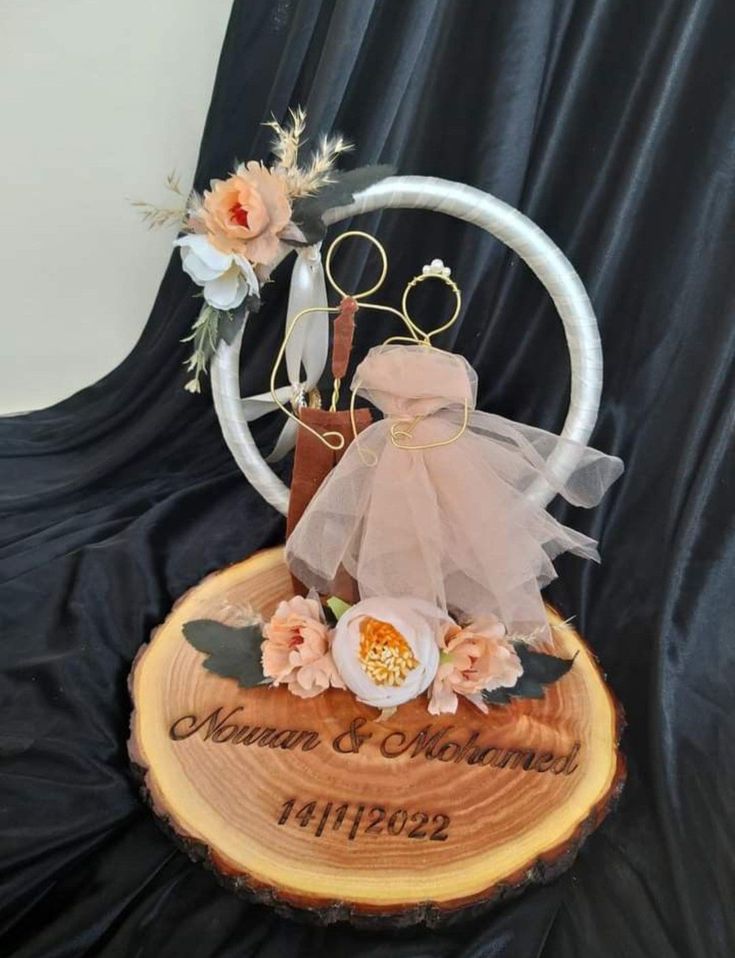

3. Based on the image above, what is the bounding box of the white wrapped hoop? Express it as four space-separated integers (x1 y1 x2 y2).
211 175 602 516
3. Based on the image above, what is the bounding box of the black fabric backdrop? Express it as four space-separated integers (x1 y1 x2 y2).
1 1 733 955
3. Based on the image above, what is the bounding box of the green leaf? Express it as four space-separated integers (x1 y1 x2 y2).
326 596 352 621
315 164 396 208
217 312 244 346
289 214 327 246
291 164 396 243
514 642 576 684
182 619 265 687
482 644 574 707
481 686 513 706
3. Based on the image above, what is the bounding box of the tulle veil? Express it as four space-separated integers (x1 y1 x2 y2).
286 344 623 639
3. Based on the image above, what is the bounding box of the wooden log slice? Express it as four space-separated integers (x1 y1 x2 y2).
128 547 625 925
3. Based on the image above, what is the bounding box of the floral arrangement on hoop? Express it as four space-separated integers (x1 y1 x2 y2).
182 593 574 717
134 108 393 392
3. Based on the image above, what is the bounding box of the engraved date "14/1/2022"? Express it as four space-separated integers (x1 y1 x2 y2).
277 799 450 842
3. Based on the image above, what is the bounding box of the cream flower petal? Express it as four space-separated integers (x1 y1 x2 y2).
175 234 233 282
203 266 249 310
332 597 443 708
427 681 459 716
179 249 222 283
233 255 260 294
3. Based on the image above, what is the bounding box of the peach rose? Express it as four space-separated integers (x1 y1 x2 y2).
261 595 344 699
198 161 291 264
428 617 523 715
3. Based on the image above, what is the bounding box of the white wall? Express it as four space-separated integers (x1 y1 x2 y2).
0 0 232 413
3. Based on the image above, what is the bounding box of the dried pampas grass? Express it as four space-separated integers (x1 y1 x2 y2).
131 170 189 230
265 107 352 197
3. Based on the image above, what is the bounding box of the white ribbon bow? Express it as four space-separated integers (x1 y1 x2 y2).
238 243 329 461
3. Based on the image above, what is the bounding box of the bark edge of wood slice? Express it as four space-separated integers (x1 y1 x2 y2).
128 546 625 927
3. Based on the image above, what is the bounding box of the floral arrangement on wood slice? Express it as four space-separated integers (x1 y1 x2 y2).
134 107 393 392
181 593 575 717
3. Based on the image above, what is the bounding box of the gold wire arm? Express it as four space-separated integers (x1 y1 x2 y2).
349 376 378 466
359 301 421 336
271 230 425 451
350 379 470 459
270 304 346 451
272 237 463 455
388 398 470 450
379 333 431 349
389 416 421 442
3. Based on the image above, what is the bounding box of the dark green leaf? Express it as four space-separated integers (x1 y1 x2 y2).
315 164 396 209
287 213 327 245
217 313 243 346
512 679 547 699
182 619 265 687
217 294 261 345
322 602 338 628
514 642 576 684
245 293 262 314
481 687 512 705
482 644 574 707
291 164 396 241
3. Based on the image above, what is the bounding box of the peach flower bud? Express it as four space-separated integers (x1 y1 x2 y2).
428 617 523 715
261 595 343 699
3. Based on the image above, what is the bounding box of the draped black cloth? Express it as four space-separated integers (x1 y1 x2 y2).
1 1 733 955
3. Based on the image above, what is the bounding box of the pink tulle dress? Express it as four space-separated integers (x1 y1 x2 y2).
286 344 623 639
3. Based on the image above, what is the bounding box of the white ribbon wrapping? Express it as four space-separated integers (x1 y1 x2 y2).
236 243 329 463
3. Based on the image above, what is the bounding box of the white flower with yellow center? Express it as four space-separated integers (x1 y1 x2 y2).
331 597 445 708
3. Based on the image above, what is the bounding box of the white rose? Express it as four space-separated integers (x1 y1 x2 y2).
331 597 445 708
174 234 258 310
